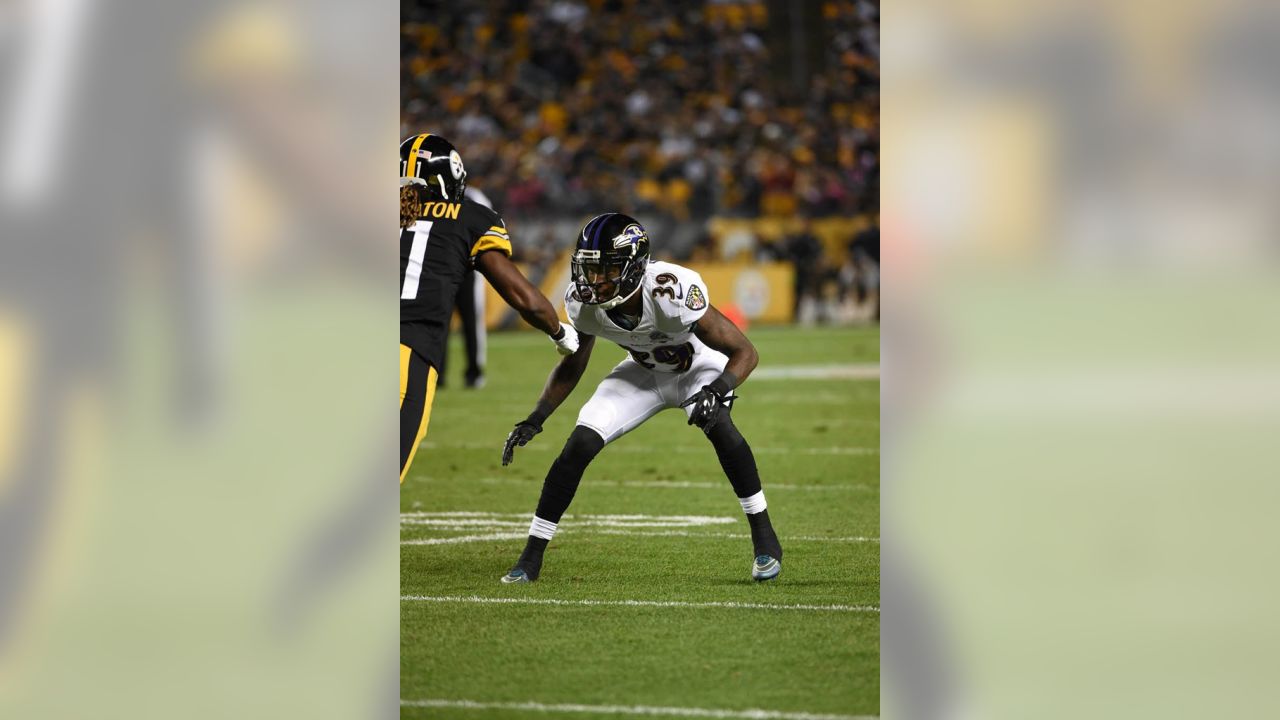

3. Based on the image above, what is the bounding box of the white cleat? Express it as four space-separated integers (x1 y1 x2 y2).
500 568 533 584
752 555 781 582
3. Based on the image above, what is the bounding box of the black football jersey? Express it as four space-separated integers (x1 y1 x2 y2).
400 196 511 370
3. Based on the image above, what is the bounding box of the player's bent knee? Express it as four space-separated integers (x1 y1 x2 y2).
561 425 605 465
705 413 743 444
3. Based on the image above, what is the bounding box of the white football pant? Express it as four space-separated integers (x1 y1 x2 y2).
576 348 730 444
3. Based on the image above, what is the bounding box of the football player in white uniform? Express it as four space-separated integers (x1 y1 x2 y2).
499 213 783 583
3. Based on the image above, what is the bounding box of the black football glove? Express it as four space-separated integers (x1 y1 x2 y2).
680 383 738 433
502 419 543 466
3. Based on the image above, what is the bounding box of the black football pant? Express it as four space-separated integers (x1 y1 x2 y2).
399 344 438 484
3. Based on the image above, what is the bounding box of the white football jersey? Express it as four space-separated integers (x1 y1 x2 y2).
566 261 721 373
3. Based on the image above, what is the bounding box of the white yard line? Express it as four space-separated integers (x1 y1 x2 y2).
401 512 736 523
746 397 868 405
591 530 879 543
751 364 880 381
400 514 737 531
400 698 876 720
718 447 877 456
399 532 527 546
398 513 878 545
420 441 877 455
400 518 530 527
399 528 878 545
400 519 739 529
473 477 876 493
402 510 513 517
400 595 879 614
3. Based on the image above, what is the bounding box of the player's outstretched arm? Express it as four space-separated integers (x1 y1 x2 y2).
693 304 759 387
502 334 596 466
474 250 578 355
534 332 595 412
682 305 759 432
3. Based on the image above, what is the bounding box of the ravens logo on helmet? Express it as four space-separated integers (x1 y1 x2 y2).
571 213 651 310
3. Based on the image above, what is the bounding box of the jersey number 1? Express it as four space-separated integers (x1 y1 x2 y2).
401 221 433 300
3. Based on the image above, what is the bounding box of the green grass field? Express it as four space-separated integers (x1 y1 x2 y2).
401 325 880 720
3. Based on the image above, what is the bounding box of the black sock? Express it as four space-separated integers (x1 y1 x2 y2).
705 416 763 499
512 536 550 579
533 426 605 522
705 416 780 560
747 509 782 561
513 426 605 580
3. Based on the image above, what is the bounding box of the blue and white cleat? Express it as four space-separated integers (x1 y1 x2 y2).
500 568 532 584
752 554 781 582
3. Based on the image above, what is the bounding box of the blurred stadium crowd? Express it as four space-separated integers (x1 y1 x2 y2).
402 0 879 324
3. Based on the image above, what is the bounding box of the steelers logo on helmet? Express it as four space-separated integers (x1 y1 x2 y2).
449 150 465 180
399 133 468 201
571 213 651 310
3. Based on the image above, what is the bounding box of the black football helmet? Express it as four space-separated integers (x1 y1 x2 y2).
399 133 467 201
571 213 650 309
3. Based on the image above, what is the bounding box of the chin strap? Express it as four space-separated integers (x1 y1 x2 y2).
596 283 640 310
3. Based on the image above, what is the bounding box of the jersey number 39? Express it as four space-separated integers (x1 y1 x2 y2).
627 342 694 372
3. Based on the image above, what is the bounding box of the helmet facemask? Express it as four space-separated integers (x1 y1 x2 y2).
572 248 647 310
571 216 651 309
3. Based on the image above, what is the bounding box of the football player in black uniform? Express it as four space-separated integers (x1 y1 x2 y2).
400 134 578 483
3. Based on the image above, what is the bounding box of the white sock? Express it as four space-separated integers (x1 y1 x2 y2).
738 490 767 515
529 515 559 540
